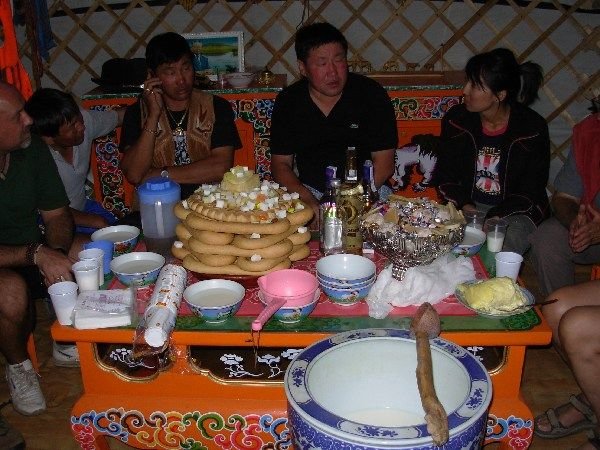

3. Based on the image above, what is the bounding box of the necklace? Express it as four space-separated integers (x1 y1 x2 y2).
166 108 189 137
0 153 9 181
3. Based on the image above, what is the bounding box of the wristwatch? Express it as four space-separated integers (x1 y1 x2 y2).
160 167 169 178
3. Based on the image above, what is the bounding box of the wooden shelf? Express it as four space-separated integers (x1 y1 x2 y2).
367 70 465 88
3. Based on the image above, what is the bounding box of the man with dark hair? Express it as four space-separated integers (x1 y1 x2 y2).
0 82 87 423
270 22 397 220
120 31 241 199
25 88 124 233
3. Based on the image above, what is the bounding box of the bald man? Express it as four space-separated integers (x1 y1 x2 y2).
0 82 86 420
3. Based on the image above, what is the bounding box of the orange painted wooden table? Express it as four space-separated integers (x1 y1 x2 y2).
52 257 551 450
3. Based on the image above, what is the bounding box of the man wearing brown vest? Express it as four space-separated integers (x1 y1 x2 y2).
120 32 241 199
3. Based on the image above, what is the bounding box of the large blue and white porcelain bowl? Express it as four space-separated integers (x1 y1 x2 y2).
285 328 492 450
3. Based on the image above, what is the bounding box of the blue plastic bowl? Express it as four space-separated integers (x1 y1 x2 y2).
183 279 245 323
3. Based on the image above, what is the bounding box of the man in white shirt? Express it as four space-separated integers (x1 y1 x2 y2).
25 88 125 233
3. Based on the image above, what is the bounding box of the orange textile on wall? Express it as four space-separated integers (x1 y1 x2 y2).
0 0 33 98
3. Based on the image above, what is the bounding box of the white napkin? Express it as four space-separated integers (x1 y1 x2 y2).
366 254 475 318
73 289 133 330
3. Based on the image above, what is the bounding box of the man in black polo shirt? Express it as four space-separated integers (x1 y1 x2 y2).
270 22 397 221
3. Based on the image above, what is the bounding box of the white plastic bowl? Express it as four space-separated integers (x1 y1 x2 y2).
316 254 376 284
224 72 254 88
452 227 486 257
110 252 165 286
91 225 140 256
183 279 245 323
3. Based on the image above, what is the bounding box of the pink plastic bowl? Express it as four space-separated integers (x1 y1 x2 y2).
257 269 318 303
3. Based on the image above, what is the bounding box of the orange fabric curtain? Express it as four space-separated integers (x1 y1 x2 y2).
0 0 33 98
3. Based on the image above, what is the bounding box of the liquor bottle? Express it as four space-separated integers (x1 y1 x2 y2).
325 165 337 192
340 146 364 254
361 160 379 254
361 159 379 213
320 178 346 255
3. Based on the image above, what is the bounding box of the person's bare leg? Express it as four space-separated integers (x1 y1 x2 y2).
561 306 600 449
541 280 600 349
0 269 32 364
536 281 600 438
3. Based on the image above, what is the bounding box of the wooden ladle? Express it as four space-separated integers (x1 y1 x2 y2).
410 302 449 446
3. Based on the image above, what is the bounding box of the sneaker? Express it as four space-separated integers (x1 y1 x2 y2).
0 412 25 450
5 359 46 416
52 342 80 368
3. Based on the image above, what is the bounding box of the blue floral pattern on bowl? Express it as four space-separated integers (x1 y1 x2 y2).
284 328 492 449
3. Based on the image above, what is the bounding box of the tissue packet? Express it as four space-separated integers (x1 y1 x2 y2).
73 289 134 329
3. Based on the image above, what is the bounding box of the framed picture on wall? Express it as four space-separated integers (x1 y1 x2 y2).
182 31 244 80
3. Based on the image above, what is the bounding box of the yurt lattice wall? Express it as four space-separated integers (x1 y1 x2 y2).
16 0 600 181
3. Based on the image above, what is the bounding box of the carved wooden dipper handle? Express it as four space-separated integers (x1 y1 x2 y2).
410 302 449 446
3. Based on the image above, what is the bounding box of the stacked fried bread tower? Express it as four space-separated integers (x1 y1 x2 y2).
172 166 314 276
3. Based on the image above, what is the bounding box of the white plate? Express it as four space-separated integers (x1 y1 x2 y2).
455 280 535 318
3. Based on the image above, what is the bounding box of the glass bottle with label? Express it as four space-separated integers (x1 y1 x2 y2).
325 165 337 191
361 160 379 254
340 146 364 254
319 178 346 255
361 159 379 213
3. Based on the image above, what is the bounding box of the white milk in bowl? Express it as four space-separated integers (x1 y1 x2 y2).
187 288 241 307
183 279 246 323
117 260 161 273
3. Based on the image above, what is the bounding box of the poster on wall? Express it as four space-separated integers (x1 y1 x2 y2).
183 31 244 80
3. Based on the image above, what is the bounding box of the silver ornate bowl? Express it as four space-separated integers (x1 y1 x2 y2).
361 200 465 280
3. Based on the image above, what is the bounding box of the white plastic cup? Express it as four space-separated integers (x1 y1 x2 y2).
78 248 104 287
485 218 508 252
463 209 486 230
48 281 78 325
72 260 100 292
495 251 524 281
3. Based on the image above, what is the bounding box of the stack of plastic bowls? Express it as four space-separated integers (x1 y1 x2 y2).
254 269 320 328
316 254 376 306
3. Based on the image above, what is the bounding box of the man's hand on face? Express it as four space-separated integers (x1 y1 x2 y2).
142 76 164 117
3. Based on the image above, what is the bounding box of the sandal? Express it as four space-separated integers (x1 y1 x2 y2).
534 394 598 439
